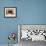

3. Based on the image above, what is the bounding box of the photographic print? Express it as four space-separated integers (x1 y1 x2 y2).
18 24 46 41
4 7 17 18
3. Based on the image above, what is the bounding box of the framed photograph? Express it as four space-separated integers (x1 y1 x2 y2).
4 7 17 18
18 24 46 42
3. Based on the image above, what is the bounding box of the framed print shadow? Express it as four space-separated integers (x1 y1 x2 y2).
4 7 17 18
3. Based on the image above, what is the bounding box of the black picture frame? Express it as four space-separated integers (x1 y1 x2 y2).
4 7 17 18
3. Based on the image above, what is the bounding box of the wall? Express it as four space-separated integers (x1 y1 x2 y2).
20 0 46 24
0 0 46 44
